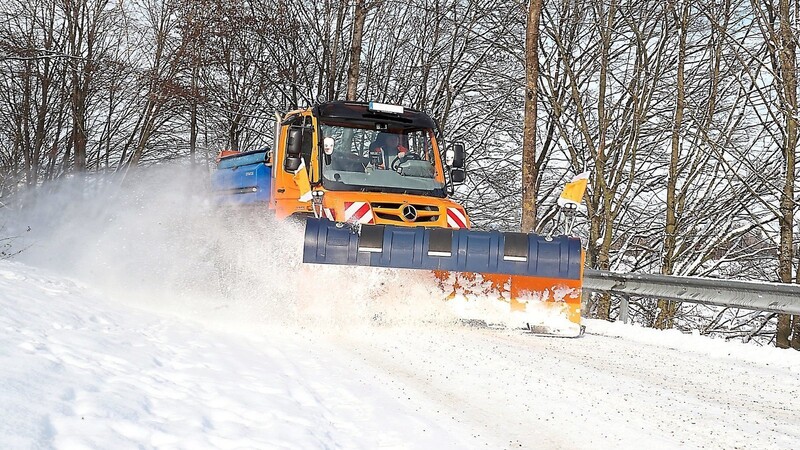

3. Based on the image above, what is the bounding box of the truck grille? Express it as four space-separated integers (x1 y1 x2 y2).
370 202 440 224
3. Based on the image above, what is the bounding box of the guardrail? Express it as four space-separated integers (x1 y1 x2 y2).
582 269 800 322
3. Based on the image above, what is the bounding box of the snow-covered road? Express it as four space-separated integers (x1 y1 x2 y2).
338 326 800 449
3 175 799 448
2 261 798 449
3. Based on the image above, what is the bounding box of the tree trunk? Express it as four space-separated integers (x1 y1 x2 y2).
521 0 543 233
21 61 33 187
776 0 797 349
130 101 157 167
327 1 347 100
656 2 688 330
71 84 88 172
190 66 199 165
593 0 616 321
346 0 367 101
793 250 800 349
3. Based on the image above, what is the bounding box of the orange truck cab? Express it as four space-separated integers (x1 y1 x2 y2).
214 101 469 229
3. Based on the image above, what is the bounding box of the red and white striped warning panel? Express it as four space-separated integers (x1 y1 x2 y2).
344 202 374 224
322 207 335 221
446 207 468 229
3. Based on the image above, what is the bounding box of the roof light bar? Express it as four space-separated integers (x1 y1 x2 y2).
368 102 404 115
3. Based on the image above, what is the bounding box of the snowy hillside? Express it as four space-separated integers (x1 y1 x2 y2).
2 171 799 448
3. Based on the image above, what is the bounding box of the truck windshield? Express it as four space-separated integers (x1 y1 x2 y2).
319 124 445 196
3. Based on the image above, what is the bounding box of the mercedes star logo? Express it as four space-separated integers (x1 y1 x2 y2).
402 204 418 221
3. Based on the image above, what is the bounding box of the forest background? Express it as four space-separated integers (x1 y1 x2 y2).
1 0 799 348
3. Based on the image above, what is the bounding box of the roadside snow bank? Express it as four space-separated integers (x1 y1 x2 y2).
586 318 800 372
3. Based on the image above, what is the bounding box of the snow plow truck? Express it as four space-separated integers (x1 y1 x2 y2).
211 101 587 333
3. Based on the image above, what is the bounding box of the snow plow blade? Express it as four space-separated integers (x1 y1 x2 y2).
303 218 584 327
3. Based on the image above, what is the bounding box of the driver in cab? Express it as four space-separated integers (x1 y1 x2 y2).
369 132 407 170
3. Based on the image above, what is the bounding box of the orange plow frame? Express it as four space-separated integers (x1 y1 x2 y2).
434 250 585 326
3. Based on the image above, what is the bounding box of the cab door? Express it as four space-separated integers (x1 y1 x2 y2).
271 113 316 218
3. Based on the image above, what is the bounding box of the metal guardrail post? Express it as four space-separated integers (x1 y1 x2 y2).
619 294 629 324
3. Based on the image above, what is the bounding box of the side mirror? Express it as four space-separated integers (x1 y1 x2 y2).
285 157 301 172
450 167 466 184
284 128 303 172
446 143 465 168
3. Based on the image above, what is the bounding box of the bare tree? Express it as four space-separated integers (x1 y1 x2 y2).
521 0 543 232
64 0 115 172
655 1 689 330
748 0 799 349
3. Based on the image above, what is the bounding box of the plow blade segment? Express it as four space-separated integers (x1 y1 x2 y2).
303 218 582 279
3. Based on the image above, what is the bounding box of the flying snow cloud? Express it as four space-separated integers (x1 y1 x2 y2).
3 166 455 333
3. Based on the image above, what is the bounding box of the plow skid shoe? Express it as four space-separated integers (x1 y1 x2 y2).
303 218 585 328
